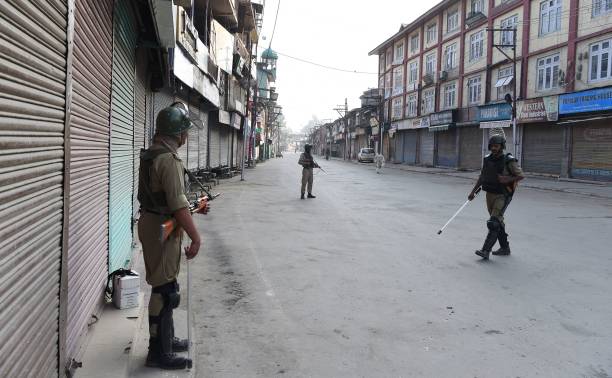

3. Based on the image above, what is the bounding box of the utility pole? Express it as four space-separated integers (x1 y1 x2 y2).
488 27 518 157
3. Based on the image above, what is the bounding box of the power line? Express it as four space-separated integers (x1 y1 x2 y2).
275 51 378 74
268 0 281 49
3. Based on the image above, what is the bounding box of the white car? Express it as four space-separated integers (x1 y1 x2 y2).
357 148 375 163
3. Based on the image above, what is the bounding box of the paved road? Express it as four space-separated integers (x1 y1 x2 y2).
183 153 612 378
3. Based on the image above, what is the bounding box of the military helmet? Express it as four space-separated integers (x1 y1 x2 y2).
488 135 506 150
304 144 312 152
155 105 197 136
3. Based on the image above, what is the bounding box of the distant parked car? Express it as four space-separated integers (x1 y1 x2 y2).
357 148 375 163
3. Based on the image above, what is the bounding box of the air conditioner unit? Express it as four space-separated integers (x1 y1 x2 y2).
423 73 434 85
439 70 448 81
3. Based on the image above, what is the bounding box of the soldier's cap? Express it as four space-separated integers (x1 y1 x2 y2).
155 102 204 136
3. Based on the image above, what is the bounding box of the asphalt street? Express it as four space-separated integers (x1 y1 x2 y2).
182 153 612 378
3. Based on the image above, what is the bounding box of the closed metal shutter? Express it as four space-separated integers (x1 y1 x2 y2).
134 49 147 218
394 131 404 162
109 0 137 272
232 129 239 167
145 90 154 148
219 125 229 166
459 126 482 170
0 0 67 376
65 0 112 367
186 100 199 171
571 122 612 181
209 121 220 168
199 111 208 169
522 124 563 175
418 129 435 166
436 129 457 167
403 130 417 164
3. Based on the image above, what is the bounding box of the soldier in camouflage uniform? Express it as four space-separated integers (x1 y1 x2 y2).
468 135 524 260
298 144 319 199
138 104 202 369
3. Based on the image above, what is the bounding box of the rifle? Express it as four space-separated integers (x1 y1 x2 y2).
159 170 221 242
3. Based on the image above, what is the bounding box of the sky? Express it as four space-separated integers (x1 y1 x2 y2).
256 0 440 133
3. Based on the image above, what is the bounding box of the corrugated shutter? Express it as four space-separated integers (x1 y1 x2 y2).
187 100 199 171
209 121 220 168
436 129 457 167
459 126 482 170
145 90 154 148
232 129 239 167
522 123 563 175
134 49 147 218
571 121 612 181
394 132 404 162
109 0 137 272
0 0 67 376
199 111 209 169
65 0 112 366
152 86 174 139
418 129 434 166
403 130 417 164
219 125 229 166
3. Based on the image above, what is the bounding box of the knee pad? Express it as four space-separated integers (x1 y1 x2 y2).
165 292 180 309
487 217 501 231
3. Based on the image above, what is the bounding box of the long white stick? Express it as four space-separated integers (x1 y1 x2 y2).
187 257 192 366
437 188 481 235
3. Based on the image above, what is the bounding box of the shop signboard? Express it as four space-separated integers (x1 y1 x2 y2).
559 86 612 114
477 103 512 121
517 96 559 123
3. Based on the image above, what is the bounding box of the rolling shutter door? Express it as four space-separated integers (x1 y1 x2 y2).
571 121 612 181
394 132 404 162
187 101 199 171
109 0 137 272
65 0 112 366
152 86 174 139
219 126 229 166
134 49 147 218
403 130 417 164
436 129 457 167
232 129 239 167
418 129 434 166
0 1 67 376
459 126 482 170
522 124 563 175
199 111 209 168
209 122 220 168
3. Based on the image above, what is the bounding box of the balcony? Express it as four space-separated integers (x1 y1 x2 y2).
465 11 486 28
238 0 259 41
203 0 238 29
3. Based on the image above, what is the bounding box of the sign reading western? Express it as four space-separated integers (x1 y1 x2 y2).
559 86 612 114
477 103 512 121
517 96 559 123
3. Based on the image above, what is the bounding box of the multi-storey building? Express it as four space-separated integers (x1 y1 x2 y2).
370 0 612 181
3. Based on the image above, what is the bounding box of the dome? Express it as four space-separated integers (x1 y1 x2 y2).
261 47 278 60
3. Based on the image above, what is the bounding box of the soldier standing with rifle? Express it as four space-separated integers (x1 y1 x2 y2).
298 144 319 199
137 104 203 369
468 134 524 260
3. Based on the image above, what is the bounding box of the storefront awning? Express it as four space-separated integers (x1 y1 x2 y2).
428 124 450 132
480 120 511 129
557 115 612 124
495 76 513 87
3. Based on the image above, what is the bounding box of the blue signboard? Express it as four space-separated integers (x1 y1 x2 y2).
477 103 512 121
559 86 612 114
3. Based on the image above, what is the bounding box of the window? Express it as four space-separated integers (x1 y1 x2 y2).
469 31 484 61
471 0 484 14
386 49 393 68
384 101 389 122
425 53 436 75
406 94 418 117
394 41 405 64
379 56 385 73
593 0 612 17
379 76 384 95
393 66 404 95
426 24 438 44
385 72 392 98
443 83 456 109
496 66 514 100
409 61 419 84
392 97 403 120
447 8 459 33
500 15 518 46
590 39 612 81
445 43 457 70
468 76 482 104
540 0 562 35
422 88 435 114
537 54 560 90
410 34 420 53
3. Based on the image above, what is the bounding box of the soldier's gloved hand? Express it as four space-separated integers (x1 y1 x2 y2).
184 239 200 260
196 200 210 214
468 192 475 201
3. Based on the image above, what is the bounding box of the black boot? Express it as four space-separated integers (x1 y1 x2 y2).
146 338 190 369
300 193 305 200
172 337 189 352
475 218 500 260
492 228 511 256
307 193 316 198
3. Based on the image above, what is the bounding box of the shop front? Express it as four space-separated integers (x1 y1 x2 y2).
429 110 457 168
559 87 612 181
411 116 433 166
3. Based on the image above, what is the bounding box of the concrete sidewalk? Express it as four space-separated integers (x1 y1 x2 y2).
324 156 612 200
79 249 196 378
